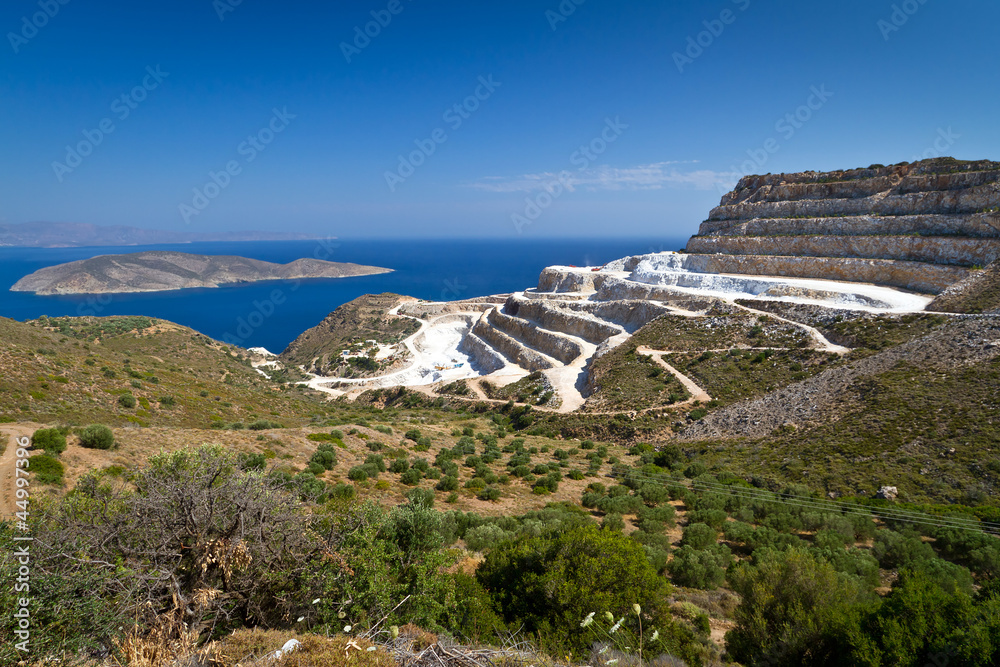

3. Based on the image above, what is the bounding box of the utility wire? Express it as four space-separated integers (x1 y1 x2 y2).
605 469 1000 536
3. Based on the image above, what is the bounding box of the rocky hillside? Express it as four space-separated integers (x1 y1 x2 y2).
10 251 392 295
280 293 421 374
928 261 1000 313
686 158 1000 294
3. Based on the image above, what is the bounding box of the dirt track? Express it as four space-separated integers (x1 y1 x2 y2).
0 423 41 520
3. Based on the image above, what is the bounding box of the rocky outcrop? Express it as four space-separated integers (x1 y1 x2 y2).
688 158 1000 294
536 267 610 293
927 261 1000 314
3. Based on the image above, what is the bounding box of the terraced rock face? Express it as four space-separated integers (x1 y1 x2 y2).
688 158 1000 294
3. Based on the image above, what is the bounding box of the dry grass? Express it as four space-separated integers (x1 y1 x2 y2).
212 630 395 667
100 626 550 667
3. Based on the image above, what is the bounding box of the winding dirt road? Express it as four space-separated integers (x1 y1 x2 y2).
731 301 851 354
635 346 713 403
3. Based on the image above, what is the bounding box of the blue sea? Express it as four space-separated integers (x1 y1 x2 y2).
0 238 686 353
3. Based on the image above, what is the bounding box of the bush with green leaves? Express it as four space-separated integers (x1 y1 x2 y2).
872 529 938 569
726 547 873 665
309 444 338 472
248 419 282 430
118 393 137 408
465 523 514 551
32 428 66 455
436 475 459 492
602 512 625 532
348 465 371 481
400 469 422 486
477 524 687 655
680 522 717 550
29 453 65 485
668 543 731 589
77 424 115 450
686 508 728 530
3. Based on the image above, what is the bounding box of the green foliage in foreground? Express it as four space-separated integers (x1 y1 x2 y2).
727 548 1000 666
477 524 701 662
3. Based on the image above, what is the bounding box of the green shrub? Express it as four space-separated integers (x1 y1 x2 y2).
668 544 731 589
118 393 137 409
30 453 65 485
400 469 422 486
687 509 728 530
684 461 707 478
32 428 66 455
248 419 281 430
478 525 687 656
436 475 459 492
309 445 337 471
873 529 938 569
680 522 717 550
329 483 356 500
78 425 115 450
602 513 625 532
478 486 501 502
726 548 870 665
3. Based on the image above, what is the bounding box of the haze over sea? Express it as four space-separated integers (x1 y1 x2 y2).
0 237 686 353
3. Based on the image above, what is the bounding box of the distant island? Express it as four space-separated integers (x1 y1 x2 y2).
0 221 322 248
11 251 392 295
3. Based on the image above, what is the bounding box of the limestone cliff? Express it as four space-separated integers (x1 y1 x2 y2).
688 158 1000 294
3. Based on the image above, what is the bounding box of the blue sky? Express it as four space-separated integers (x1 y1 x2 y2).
1 0 997 239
